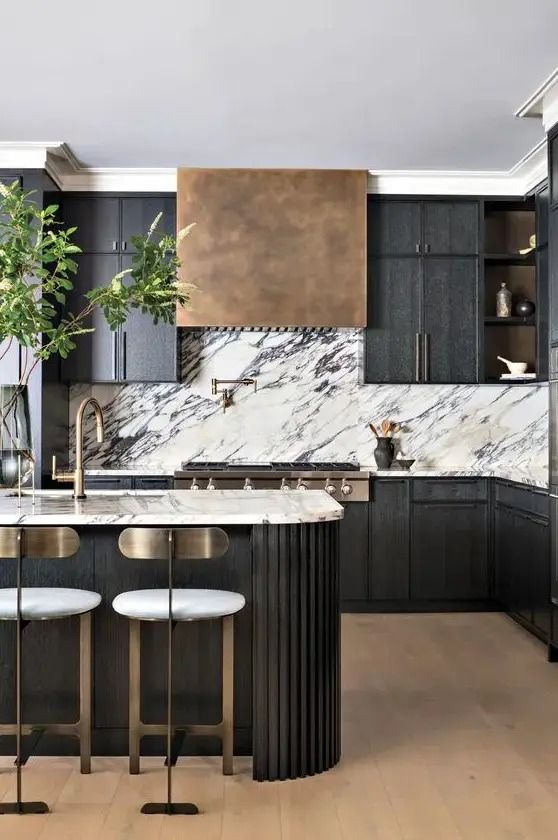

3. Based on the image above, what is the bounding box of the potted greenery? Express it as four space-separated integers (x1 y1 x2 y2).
0 180 193 487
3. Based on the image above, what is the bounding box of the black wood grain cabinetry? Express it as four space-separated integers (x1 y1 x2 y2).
410 480 489 601
365 258 421 383
84 475 172 491
369 479 409 600
422 257 478 383
364 197 480 384
59 194 177 383
493 480 550 640
339 503 369 605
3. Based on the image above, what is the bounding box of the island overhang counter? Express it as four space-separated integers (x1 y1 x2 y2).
0 489 343 781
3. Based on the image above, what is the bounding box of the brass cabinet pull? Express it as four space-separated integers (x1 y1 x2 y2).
415 333 421 382
415 242 421 254
122 331 127 380
112 333 118 380
423 333 430 382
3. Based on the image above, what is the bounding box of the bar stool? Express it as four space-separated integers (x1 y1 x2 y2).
113 527 244 816
0 526 101 815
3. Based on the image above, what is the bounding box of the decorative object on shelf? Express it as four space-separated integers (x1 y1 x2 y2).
369 419 401 469
0 181 194 481
514 298 535 318
211 377 257 413
496 282 512 318
0 385 34 489
497 356 528 375
519 234 536 255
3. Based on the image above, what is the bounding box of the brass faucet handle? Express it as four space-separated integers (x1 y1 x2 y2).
51 454 75 484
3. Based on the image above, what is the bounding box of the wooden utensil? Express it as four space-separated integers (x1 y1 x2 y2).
369 423 379 438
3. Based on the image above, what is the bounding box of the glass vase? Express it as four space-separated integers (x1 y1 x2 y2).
0 385 34 488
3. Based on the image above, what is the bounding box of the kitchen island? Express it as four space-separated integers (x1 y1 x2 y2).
0 489 343 781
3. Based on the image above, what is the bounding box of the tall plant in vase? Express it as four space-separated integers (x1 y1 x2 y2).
0 180 194 488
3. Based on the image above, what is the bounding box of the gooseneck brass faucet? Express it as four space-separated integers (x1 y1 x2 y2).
52 397 105 499
211 378 257 413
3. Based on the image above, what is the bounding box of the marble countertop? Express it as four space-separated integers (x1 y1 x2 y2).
0 489 344 526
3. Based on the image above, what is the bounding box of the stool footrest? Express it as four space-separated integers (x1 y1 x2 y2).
137 721 224 739
0 801 49 815
0 722 81 737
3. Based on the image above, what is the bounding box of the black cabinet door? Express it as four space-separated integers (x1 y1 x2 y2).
134 476 173 490
423 201 479 255
422 257 478 383
119 255 178 382
121 196 176 253
61 197 120 253
411 501 489 600
369 480 409 600
85 476 134 491
364 257 421 383
61 255 120 382
550 207 558 345
531 514 551 636
339 502 369 604
368 200 421 255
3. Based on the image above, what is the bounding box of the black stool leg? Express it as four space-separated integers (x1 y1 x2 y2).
0 529 48 815
140 530 198 816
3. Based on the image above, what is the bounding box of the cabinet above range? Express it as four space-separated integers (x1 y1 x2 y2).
55 193 178 383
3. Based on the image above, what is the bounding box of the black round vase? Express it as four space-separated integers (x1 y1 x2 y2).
374 437 394 470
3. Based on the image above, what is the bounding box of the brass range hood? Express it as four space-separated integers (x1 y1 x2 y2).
176 168 367 328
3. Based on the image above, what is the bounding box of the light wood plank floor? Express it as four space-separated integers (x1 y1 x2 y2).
3 613 558 839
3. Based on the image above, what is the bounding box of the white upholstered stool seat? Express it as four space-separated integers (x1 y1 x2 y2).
0 587 102 621
112 588 245 622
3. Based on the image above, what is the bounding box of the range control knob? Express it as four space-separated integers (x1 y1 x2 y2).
340 479 353 496
325 482 337 495
190 478 200 491
207 478 216 490
244 477 254 491
296 478 308 491
280 478 291 491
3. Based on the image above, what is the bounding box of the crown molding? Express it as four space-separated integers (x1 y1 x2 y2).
515 65 558 133
367 138 547 196
0 140 548 196
0 141 65 171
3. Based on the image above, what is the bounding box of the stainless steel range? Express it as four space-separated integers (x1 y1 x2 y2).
174 461 369 502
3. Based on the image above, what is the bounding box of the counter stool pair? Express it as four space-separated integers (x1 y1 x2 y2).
0 525 243 817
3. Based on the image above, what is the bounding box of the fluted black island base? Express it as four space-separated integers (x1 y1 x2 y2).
0 512 340 782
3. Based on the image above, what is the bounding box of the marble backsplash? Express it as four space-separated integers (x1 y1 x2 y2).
70 328 549 483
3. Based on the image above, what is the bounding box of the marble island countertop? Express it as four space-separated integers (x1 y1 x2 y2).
0 489 344 526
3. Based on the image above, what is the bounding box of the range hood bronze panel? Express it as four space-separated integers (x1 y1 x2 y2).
177 168 366 327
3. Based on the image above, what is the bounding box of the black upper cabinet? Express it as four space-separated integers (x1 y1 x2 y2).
121 197 176 252
120 254 177 382
368 201 422 255
61 197 120 253
364 197 480 384
61 255 120 382
423 201 479 255
59 194 178 383
365 258 421 383
422 257 478 383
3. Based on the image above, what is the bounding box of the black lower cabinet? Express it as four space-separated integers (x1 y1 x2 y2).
339 502 369 607
85 475 172 491
369 480 409 601
494 480 550 641
410 481 489 603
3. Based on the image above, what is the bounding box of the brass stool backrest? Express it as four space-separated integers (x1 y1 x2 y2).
0 526 80 815
118 527 229 561
0 526 80 560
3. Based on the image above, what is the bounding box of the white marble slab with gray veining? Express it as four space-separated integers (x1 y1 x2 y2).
0 489 344 526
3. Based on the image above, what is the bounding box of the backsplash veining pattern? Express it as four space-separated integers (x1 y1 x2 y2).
70 328 548 482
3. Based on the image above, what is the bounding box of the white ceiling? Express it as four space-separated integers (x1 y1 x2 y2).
2 0 556 171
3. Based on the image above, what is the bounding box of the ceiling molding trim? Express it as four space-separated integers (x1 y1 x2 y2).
0 141 65 171
1 141 548 196
515 66 558 119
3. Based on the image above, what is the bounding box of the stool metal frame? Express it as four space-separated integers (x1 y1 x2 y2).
118 526 230 816
0 526 86 815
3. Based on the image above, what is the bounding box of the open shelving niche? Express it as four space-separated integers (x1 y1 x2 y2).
482 198 538 384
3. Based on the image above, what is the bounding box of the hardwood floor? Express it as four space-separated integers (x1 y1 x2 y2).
3 613 558 839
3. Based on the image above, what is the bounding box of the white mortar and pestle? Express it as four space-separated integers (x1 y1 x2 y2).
497 356 528 375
